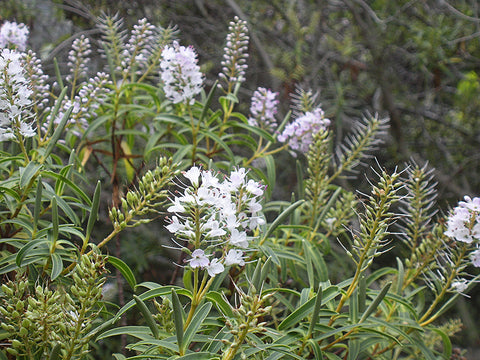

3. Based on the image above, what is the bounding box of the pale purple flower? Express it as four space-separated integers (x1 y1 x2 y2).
444 196 480 243
21 50 50 110
0 21 29 51
225 249 245 266
189 249 210 269
206 258 224 276
122 18 156 75
66 35 91 83
219 16 249 89
248 87 278 130
160 41 203 105
278 107 331 155
471 249 480 267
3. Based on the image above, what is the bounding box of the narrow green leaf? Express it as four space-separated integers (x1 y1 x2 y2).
53 58 64 89
307 286 323 337
48 343 62 360
198 128 235 161
112 354 127 360
278 296 316 331
296 160 304 200
350 289 358 324
171 289 184 350
358 275 366 313
260 257 273 286
51 196 58 243
347 339 360 360
50 253 63 280
430 327 452 359
43 105 73 159
16 239 48 267
133 295 159 339
108 256 137 290
182 302 212 352
395 257 404 294
113 286 190 322
359 282 391 322
259 245 280 266
177 352 218 360
206 291 233 318
85 181 101 243
250 259 263 294
303 240 315 288
41 170 92 205
20 162 42 189
307 339 323 359
97 325 155 341
33 178 43 234
198 80 218 124
313 187 342 233
261 200 304 244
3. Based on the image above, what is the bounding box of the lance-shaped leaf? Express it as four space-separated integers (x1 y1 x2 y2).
85 181 101 245
133 295 159 339
359 282 391 323
171 289 184 351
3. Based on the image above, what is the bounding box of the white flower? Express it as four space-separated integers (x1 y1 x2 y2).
166 216 184 233
204 219 226 238
189 249 209 269
229 229 248 248
230 168 246 188
471 249 480 267
206 258 224 276
184 166 201 186
0 48 36 141
168 197 186 213
444 197 480 243
160 41 203 105
0 21 29 51
225 249 245 266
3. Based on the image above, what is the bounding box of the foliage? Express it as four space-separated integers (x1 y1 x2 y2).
0 8 479 360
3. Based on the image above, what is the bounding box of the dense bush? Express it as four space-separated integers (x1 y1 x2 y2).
0 8 479 360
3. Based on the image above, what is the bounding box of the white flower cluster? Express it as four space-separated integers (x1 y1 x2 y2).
45 72 112 137
445 196 480 267
166 166 265 277
248 87 279 130
0 49 35 141
278 107 331 155
160 41 203 105
0 21 28 51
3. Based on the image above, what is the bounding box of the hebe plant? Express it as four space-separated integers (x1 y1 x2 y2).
0 13 478 360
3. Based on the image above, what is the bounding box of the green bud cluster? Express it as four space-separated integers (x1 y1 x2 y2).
109 157 179 230
222 289 272 359
152 298 175 334
0 251 107 359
